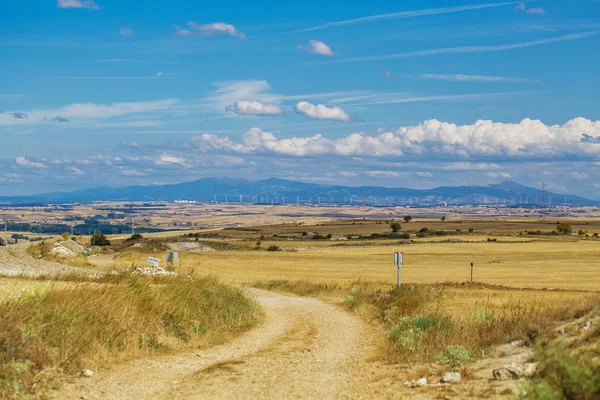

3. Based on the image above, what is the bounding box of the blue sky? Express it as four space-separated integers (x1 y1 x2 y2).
1 0 600 197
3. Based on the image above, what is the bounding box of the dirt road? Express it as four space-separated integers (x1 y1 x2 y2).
57 288 378 400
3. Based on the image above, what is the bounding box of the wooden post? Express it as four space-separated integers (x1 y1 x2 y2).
470 262 474 283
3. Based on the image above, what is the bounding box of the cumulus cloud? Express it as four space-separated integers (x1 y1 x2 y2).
196 118 600 158
298 40 335 56
420 74 532 83
15 157 46 168
295 101 354 122
119 27 133 36
187 22 246 39
57 0 99 9
225 100 284 116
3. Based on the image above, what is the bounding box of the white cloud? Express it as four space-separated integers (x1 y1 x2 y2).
71 167 84 175
120 168 146 177
0 98 178 125
571 171 590 180
298 40 335 56
225 100 284 116
15 157 46 168
119 28 133 36
383 69 392 79
174 25 193 36
420 74 532 83
196 118 600 158
155 72 163 78
487 172 512 178
366 171 402 178
515 2 546 14
441 162 501 171
295 101 354 122
416 172 433 177
156 154 186 165
208 80 276 111
323 31 600 64
57 0 99 9
187 22 246 39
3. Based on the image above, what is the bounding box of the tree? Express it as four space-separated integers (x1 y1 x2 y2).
61 232 71 240
0 237 5 247
390 222 402 233
404 216 413 223
556 222 572 235
441 216 446 222
90 230 110 246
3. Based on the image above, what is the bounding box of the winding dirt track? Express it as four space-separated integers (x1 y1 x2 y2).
57 288 377 400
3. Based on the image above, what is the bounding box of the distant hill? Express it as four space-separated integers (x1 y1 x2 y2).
0 178 596 206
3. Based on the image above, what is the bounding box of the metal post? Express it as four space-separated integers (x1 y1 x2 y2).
470 262 474 283
397 266 401 288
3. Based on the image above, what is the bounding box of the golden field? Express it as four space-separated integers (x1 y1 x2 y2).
111 239 600 291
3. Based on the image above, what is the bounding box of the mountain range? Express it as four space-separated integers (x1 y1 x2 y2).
0 178 596 206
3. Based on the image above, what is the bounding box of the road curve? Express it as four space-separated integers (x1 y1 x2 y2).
56 288 372 400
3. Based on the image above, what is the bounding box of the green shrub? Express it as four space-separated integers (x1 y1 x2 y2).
436 345 471 369
519 341 600 400
266 245 282 252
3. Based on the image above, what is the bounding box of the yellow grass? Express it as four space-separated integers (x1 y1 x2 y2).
113 240 600 291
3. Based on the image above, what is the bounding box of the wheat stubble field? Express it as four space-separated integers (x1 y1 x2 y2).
1 210 599 399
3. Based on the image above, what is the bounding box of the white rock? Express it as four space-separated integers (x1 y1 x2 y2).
404 377 427 388
583 321 592 330
442 372 461 383
82 369 94 377
511 340 525 347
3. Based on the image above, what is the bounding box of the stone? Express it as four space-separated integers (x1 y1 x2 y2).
404 377 427 388
511 340 525 347
82 369 94 378
492 363 528 380
583 321 592 330
441 372 461 383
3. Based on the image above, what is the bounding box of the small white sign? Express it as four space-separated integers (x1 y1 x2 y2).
394 252 403 267
147 257 160 267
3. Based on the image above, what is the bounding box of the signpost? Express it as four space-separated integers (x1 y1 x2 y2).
470 262 474 283
147 257 160 268
394 252 403 288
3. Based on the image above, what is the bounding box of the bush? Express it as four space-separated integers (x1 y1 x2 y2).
436 345 471 369
0 238 5 247
126 233 143 241
556 222 572 235
390 222 402 233
90 230 110 246
519 341 600 400
398 233 411 240
266 245 282 252
419 227 429 233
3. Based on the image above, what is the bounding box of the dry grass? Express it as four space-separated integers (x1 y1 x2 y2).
252 279 599 368
110 239 600 291
0 275 261 398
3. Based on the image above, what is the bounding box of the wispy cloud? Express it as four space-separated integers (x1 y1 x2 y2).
420 74 533 83
293 1 528 32
174 25 193 36
56 0 99 9
515 2 546 14
319 31 600 64
15 157 46 168
119 27 133 36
